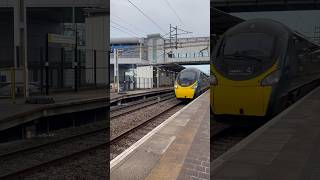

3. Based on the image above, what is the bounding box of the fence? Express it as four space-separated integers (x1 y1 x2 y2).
27 47 108 94
0 67 26 101
0 48 108 98
113 76 174 92
135 77 153 89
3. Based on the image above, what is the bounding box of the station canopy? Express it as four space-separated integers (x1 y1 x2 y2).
150 63 185 73
211 0 320 35
211 7 244 35
212 0 320 12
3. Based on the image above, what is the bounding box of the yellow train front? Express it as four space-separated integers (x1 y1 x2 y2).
175 68 209 99
211 19 320 120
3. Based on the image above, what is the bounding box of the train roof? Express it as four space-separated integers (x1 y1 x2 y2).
223 18 320 49
224 18 290 37
180 67 209 77
224 18 319 48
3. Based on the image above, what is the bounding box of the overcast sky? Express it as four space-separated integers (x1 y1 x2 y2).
110 0 209 38
110 3 320 75
111 0 210 74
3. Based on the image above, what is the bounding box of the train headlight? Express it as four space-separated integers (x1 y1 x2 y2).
174 84 178 89
210 74 218 86
261 70 281 86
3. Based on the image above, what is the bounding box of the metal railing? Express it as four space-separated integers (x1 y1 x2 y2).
111 76 174 93
0 67 26 103
0 48 108 101
27 48 108 95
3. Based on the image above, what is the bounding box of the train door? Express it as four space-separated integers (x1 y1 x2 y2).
289 36 304 87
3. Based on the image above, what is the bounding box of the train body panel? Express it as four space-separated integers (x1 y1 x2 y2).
211 18 320 119
175 83 196 99
212 81 273 116
212 62 277 116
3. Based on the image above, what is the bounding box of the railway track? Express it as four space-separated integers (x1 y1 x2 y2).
110 92 174 118
0 92 173 159
0 93 178 178
0 129 107 179
110 98 184 160
110 92 173 111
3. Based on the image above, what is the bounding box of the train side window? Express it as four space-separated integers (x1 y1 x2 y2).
285 37 300 74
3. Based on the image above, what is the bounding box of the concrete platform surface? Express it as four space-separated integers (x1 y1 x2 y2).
110 91 210 180
0 87 171 131
211 87 320 180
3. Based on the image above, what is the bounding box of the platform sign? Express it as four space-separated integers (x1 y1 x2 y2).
48 34 75 45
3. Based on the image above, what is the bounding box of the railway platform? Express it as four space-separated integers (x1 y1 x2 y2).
0 87 171 132
110 91 210 180
211 86 320 180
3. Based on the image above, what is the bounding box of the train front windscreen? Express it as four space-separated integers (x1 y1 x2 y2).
177 70 197 87
215 32 276 80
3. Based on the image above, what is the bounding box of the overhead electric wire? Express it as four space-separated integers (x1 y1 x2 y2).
111 25 140 38
111 20 142 37
127 0 166 34
112 14 149 36
163 0 186 27
177 28 192 34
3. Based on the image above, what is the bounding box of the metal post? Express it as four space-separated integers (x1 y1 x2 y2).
45 34 49 95
163 38 166 62
16 46 20 67
11 68 16 104
139 43 142 59
117 51 120 93
78 49 81 88
19 0 28 98
157 68 160 88
175 26 178 49
60 47 64 88
132 64 135 90
15 46 20 95
74 43 78 92
94 50 97 87
40 47 43 94
73 7 78 92
113 49 117 91
169 24 172 49
116 49 120 93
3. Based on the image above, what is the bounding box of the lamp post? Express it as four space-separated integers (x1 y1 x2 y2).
114 49 123 93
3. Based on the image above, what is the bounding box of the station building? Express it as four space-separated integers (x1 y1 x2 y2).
0 0 108 96
110 34 209 90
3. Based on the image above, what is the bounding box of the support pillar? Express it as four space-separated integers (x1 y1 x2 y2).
14 0 28 97
157 67 160 88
